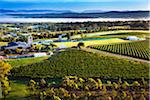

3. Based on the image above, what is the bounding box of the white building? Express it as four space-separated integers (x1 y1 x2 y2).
126 36 139 40
33 53 47 57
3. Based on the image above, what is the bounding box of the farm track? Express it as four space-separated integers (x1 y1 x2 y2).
81 47 150 64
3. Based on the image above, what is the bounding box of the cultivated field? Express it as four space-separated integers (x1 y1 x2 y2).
91 40 150 60
11 49 149 79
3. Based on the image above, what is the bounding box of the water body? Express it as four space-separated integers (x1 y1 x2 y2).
0 18 149 23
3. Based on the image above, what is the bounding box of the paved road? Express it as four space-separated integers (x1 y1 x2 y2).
81 47 150 64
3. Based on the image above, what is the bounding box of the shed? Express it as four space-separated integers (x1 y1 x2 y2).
33 53 47 57
126 36 139 40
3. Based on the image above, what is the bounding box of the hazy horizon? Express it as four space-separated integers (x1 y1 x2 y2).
0 0 149 12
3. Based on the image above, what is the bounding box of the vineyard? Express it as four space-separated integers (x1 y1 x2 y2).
91 40 150 60
11 49 149 79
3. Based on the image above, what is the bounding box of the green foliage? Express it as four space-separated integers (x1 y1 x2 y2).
7 80 29 100
77 42 85 48
23 76 149 100
0 61 11 99
11 49 149 79
91 40 150 60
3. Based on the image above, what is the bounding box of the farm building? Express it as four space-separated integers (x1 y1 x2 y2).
6 53 48 59
2 42 30 50
58 44 67 49
0 56 4 60
32 40 53 45
126 36 139 40
33 52 47 57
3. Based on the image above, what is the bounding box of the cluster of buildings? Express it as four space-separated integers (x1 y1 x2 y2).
0 35 54 59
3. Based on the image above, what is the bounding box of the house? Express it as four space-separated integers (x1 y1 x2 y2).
2 42 30 50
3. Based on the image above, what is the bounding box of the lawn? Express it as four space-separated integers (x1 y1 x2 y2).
5 56 49 68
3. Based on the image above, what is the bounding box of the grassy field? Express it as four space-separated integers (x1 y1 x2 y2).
5 56 49 68
53 38 130 48
100 32 150 38
71 30 150 39
7 80 29 100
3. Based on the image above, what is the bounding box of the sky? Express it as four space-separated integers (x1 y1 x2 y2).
0 0 149 11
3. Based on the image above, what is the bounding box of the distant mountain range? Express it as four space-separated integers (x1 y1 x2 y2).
0 9 73 14
0 9 149 18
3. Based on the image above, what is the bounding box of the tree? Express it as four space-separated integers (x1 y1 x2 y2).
50 43 58 49
80 32 85 38
66 33 71 40
102 85 107 94
97 79 103 89
113 82 119 90
77 42 85 48
53 95 61 100
35 44 44 52
40 79 47 89
112 90 117 99
86 78 98 90
0 61 11 99
139 94 146 100
132 81 140 87
45 88 55 98
54 88 69 98
122 81 129 90
28 79 36 94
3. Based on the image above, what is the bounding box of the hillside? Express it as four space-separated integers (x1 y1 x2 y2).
11 49 149 79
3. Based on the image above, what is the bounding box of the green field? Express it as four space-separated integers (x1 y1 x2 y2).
71 30 150 39
91 40 150 60
11 49 149 79
7 80 29 100
5 56 49 68
100 32 150 38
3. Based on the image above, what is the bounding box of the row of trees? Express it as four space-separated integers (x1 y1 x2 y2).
0 20 149 42
26 76 149 100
